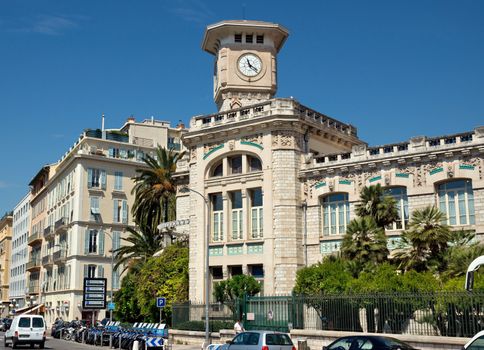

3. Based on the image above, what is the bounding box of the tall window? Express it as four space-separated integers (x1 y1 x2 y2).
88 230 97 253
211 193 224 242
438 179 475 225
114 171 123 191
250 188 263 238
231 191 243 240
90 197 100 222
322 193 350 235
113 199 128 224
86 265 96 278
87 168 106 189
384 187 409 230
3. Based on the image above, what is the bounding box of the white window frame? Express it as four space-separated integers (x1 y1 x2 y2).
322 193 350 236
438 179 475 226
384 187 409 231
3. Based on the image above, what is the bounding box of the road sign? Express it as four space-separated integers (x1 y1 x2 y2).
145 337 163 347
156 297 166 308
82 278 107 310
107 302 116 311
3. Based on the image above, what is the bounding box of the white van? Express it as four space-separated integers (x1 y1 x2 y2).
4 314 46 349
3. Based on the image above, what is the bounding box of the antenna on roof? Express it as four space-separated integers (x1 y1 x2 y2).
101 114 105 131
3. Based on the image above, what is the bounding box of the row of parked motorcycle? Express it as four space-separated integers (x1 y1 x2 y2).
52 319 167 349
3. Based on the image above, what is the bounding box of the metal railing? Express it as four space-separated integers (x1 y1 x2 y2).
43 226 52 236
26 259 41 270
53 249 67 262
28 232 41 244
173 292 484 338
54 217 68 231
172 301 235 329
42 255 53 265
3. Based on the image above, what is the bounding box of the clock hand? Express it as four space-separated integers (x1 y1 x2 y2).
250 65 258 73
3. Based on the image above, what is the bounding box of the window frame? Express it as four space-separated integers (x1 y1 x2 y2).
321 193 350 236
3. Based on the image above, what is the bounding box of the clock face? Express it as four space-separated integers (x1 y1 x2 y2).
238 54 262 77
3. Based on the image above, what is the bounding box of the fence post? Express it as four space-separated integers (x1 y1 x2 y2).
119 334 122 349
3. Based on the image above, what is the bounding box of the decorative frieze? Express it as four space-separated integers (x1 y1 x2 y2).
271 131 302 150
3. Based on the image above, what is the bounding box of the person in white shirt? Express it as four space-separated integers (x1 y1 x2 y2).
234 320 245 334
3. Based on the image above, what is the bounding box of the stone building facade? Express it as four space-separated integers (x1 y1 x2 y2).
179 20 484 302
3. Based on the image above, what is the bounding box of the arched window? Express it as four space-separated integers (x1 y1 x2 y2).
438 179 475 225
248 156 262 172
321 193 350 236
211 161 223 177
384 187 409 230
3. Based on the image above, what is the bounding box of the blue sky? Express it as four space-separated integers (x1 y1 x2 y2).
1 0 483 214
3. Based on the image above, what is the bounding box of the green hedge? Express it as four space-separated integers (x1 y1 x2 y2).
175 320 233 332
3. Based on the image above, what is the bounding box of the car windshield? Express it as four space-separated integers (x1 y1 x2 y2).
381 337 413 349
32 318 44 328
233 332 260 346
266 334 293 345
18 318 30 327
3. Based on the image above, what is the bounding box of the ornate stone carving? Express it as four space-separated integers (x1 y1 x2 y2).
204 142 223 154
347 173 363 194
242 133 263 146
447 164 455 178
229 140 235 150
384 174 391 186
190 147 197 161
462 157 482 179
271 131 302 150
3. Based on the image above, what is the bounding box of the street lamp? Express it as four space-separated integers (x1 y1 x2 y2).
103 231 115 322
179 186 211 349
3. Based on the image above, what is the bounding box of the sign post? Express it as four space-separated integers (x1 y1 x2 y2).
82 278 107 325
156 297 166 323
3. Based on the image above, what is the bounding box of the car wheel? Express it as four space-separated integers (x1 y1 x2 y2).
39 341 45 349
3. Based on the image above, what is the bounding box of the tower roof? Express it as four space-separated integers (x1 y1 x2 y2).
202 20 289 55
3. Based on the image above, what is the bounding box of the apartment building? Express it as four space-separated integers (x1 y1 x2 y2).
9 194 31 312
0 213 13 316
26 118 185 323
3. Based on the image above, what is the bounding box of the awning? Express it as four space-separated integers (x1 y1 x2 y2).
13 305 33 314
24 304 44 315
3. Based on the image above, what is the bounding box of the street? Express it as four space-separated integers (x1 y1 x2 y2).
0 334 200 350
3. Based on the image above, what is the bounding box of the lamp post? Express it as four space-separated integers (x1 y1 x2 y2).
102 231 115 322
180 186 210 349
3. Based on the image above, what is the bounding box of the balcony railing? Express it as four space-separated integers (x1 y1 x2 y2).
54 217 68 231
43 226 52 237
53 249 67 263
42 255 53 265
26 259 41 270
28 232 41 244
168 142 181 151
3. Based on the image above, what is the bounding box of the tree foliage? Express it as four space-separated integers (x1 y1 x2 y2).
355 184 399 228
213 275 261 313
113 225 164 271
131 146 185 231
341 216 389 267
114 243 189 323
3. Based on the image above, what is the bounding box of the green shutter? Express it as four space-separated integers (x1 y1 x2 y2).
101 170 107 190
84 229 89 254
99 230 105 255
113 200 118 223
87 168 92 188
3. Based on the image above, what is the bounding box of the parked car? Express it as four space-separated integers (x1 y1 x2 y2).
222 330 296 350
4 314 46 348
463 329 484 349
323 336 417 350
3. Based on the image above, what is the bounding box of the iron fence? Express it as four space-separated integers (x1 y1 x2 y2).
174 292 484 338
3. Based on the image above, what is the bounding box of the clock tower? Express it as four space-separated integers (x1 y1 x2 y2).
202 20 289 111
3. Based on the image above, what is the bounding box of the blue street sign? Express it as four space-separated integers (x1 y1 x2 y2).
146 337 164 347
156 297 166 308
107 302 115 311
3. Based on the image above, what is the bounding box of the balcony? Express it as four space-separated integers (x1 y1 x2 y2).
28 283 40 294
28 232 42 245
54 217 68 233
53 249 67 263
167 142 181 151
26 258 41 271
42 255 53 266
43 225 52 238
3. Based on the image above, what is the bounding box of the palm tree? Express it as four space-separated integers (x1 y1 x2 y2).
393 206 451 272
355 184 399 228
131 146 186 231
341 216 389 267
113 224 164 272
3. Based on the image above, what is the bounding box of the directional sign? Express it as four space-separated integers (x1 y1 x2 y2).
156 297 166 308
107 302 116 311
146 337 164 347
82 278 107 310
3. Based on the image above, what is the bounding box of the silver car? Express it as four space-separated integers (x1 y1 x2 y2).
223 330 295 350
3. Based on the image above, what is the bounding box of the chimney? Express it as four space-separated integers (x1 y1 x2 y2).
176 120 185 129
127 115 135 123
